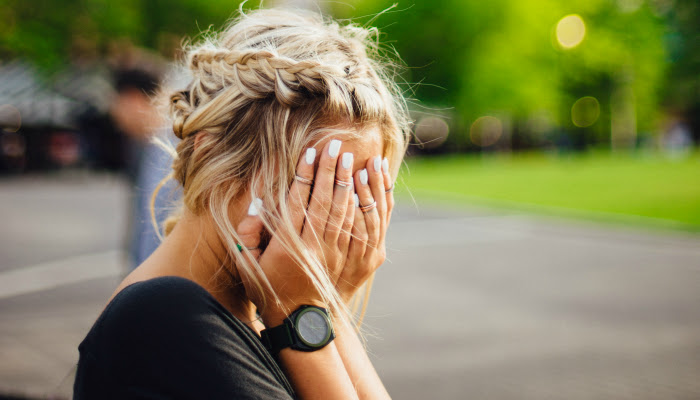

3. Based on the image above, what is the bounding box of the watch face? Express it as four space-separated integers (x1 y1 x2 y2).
296 308 331 347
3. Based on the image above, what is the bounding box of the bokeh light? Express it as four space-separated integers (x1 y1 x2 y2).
470 116 503 147
556 14 586 49
571 96 600 127
618 0 643 13
414 117 450 149
0 104 22 132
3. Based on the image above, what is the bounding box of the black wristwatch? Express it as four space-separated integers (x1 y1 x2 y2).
260 305 335 354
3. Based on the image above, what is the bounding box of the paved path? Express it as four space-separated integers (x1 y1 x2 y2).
0 174 699 399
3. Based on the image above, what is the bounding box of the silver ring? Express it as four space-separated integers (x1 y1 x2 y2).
385 185 394 193
359 200 377 213
335 178 353 189
294 175 314 186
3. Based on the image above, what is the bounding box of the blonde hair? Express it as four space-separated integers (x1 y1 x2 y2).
155 7 410 324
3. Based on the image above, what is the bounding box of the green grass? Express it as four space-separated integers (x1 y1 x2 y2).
398 150 700 231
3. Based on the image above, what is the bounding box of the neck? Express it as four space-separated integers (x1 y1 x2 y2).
136 203 262 332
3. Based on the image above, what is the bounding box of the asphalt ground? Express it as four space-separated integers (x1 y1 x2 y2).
1 173 699 399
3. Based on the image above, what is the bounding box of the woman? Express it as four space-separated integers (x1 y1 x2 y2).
74 6 410 399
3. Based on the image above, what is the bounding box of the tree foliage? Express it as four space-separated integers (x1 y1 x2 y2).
1 0 695 149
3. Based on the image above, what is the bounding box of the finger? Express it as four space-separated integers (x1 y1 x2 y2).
288 147 317 233
381 157 395 237
303 139 342 243
354 168 380 249
325 152 354 244
338 188 355 256
236 198 264 262
347 193 367 262
367 155 387 239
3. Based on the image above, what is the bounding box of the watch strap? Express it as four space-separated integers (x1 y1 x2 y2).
260 322 293 355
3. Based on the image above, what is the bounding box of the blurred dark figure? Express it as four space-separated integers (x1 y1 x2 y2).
0 129 26 173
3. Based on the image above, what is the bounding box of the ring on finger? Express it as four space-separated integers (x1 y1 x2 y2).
359 200 377 213
334 178 353 189
294 175 314 186
236 243 259 252
385 184 394 193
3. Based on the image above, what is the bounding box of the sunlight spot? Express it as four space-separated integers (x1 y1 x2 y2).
556 14 586 49
415 117 449 149
470 116 502 147
0 104 22 132
571 96 600 127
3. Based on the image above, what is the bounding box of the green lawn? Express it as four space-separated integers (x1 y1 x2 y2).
398 150 700 231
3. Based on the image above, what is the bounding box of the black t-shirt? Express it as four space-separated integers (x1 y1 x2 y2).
73 276 295 399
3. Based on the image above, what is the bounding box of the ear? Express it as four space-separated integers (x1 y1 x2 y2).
193 131 209 152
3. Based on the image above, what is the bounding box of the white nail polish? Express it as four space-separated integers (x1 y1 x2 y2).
360 169 368 185
382 157 389 173
373 156 381 172
305 148 316 165
248 198 263 216
329 140 341 157
354 193 360 207
342 153 353 169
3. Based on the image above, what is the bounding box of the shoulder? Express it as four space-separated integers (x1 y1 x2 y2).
106 276 213 318
77 276 295 399
83 277 261 381
92 276 233 346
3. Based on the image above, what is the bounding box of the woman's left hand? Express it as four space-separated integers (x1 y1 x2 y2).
336 156 394 304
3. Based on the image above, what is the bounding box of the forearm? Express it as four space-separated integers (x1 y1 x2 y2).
262 308 359 400
277 342 358 400
333 314 391 399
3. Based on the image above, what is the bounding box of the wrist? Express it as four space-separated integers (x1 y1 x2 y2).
260 305 336 355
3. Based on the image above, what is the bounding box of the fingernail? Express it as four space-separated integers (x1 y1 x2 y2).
382 157 389 173
248 197 263 216
354 193 360 207
342 153 353 169
305 148 316 165
373 156 382 172
360 169 368 185
329 140 341 157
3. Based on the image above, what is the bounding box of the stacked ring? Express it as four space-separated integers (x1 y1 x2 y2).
334 178 353 188
294 175 314 185
359 200 377 213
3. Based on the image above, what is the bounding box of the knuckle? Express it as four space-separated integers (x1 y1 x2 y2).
322 162 337 175
358 264 374 279
376 248 386 264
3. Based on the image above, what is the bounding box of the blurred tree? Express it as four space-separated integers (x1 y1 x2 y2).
1 0 694 150
332 0 670 151
0 0 244 70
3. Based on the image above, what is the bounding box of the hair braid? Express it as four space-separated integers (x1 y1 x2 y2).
189 49 352 105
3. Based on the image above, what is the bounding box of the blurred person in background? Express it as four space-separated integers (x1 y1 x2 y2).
110 68 181 270
74 7 410 399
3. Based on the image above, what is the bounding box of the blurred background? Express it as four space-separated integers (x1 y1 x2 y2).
0 0 698 399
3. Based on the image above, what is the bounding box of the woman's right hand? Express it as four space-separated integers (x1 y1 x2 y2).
235 139 356 326
336 155 394 304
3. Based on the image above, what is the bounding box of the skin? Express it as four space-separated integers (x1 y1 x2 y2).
111 125 394 399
